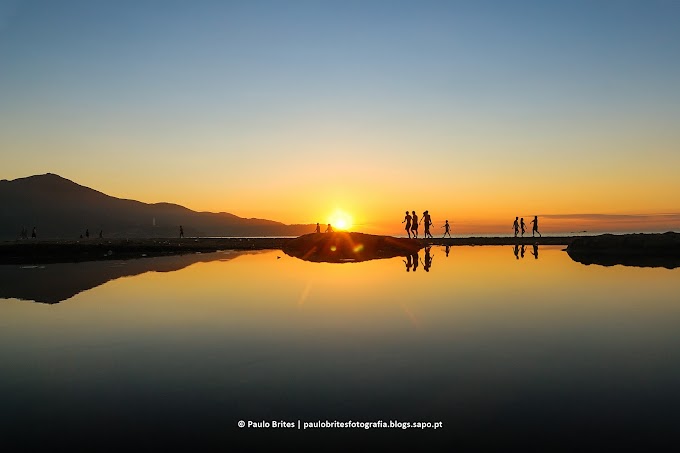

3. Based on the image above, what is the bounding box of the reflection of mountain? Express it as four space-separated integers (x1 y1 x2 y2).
0 174 314 239
283 232 422 263
0 251 259 304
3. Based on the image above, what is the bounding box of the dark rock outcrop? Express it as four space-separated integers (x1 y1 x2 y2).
282 232 422 263
566 232 680 269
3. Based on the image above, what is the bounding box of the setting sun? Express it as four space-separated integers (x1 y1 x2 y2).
328 209 353 231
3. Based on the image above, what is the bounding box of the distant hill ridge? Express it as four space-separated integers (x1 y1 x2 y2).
0 173 314 239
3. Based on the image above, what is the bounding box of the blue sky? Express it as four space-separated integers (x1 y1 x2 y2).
1 0 679 231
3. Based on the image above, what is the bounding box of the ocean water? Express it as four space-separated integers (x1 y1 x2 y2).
1 246 679 448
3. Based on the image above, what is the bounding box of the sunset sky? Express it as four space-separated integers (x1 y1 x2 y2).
1 1 679 234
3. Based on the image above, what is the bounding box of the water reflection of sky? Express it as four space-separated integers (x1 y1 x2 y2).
1 246 679 447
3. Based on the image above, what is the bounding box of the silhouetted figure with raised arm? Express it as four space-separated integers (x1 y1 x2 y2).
442 220 451 238
421 210 433 238
32 226 36 239
403 254 413 272
530 216 541 237
411 211 419 239
531 243 539 259
179 225 184 238
520 218 526 237
402 211 412 238
325 224 333 233
521 244 526 258
315 223 321 233
513 243 519 259
513 217 519 237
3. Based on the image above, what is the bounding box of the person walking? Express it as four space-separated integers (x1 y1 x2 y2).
520 218 526 237
411 211 419 239
442 220 452 238
325 224 333 233
402 211 412 238
421 211 433 239
530 216 541 237
179 225 184 238
32 226 37 239
513 217 519 237
315 223 321 233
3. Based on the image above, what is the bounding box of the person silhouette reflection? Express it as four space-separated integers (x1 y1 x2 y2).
403 254 413 272
513 244 520 259
531 243 539 259
412 251 419 272
521 244 526 259
422 246 433 271
445 244 451 257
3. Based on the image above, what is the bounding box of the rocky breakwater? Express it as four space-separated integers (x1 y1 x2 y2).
566 232 680 269
282 232 422 263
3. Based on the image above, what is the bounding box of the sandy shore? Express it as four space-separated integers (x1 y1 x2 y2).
0 235 574 264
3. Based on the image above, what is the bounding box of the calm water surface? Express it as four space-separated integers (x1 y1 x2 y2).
1 246 679 447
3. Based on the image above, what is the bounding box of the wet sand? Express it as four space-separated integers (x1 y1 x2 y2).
1 235 574 264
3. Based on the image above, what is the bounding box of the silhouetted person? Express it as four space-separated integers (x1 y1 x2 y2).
99 230 103 238
315 223 321 233
402 211 412 238
422 246 433 271
513 217 519 237
325 224 333 233
412 251 419 272
530 243 539 259
403 254 413 272
445 244 451 257
411 211 418 238
85 228 89 239
179 225 184 238
530 216 541 237
520 218 526 237
31 226 36 239
521 244 526 258
443 220 451 238
421 210 433 238
513 244 519 259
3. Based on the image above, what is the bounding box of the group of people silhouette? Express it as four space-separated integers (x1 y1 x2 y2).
79 228 103 239
513 216 541 237
514 243 539 260
314 223 334 233
19 226 36 239
403 245 434 272
402 210 451 239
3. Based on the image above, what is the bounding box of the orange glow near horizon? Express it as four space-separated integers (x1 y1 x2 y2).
327 209 353 231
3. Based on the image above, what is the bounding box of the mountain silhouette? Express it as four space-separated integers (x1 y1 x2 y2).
0 173 314 239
